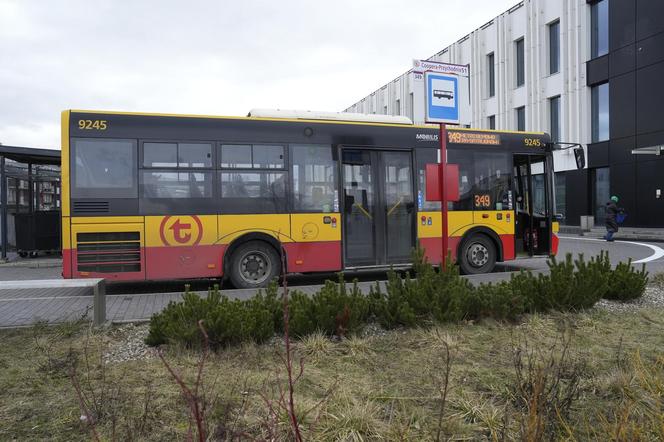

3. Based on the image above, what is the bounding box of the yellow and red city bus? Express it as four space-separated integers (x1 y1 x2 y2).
61 109 559 288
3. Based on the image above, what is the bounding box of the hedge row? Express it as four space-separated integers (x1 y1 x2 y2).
145 250 648 349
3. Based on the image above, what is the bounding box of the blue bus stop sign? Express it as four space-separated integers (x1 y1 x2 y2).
425 72 459 124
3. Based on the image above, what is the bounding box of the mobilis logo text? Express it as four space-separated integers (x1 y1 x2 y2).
416 133 439 142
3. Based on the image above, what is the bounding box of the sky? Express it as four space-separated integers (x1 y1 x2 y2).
0 0 517 149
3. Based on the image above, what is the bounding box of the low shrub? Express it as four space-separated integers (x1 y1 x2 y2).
146 285 277 348
604 260 648 301
542 252 610 310
146 249 649 349
310 276 370 336
370 271 417 329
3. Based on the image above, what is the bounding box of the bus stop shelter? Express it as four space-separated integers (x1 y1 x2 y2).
0 145 61 261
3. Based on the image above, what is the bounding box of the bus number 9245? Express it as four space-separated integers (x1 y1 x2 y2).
78 119 108 130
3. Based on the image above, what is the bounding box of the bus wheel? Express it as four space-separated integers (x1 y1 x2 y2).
228 241 281 289
459 234 496 275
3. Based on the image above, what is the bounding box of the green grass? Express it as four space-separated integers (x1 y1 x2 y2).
0 306 663 440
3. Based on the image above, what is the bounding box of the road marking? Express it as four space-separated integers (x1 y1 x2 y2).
559 236 664 264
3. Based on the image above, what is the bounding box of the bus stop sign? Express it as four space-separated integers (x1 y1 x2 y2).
424 71 460 124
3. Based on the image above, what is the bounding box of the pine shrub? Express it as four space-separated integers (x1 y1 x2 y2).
370 271 417 329
286 290 316 337
309 276 370 336
604 260 648 301
146 285 276 348
146 249 648 350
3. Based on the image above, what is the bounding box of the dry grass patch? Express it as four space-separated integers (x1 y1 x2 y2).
1 306 663 440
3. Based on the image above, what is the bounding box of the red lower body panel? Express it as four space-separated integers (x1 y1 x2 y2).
419 237 442 265
145 244 226 280
284 241 342 273
499 234 515 261
71 247 146 281
66 242 341 280
62 248 72 279
421 234 515 266
419 237 461 265
551 233 559 256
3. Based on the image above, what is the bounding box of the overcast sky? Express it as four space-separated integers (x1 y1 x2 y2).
1 0 516 149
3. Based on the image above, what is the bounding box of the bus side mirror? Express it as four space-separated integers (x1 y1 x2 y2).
425 163 460 202
574 147 585 169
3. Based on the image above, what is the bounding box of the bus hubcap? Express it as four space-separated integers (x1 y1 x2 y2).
467 243 489 267
240 251 271 283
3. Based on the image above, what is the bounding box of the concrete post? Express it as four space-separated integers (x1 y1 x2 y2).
93 279 106 326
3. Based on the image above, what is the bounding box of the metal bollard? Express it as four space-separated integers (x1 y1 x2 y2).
93 279 107 326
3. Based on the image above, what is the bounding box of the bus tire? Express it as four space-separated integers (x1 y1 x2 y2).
228 241 281 289
458 234 496 275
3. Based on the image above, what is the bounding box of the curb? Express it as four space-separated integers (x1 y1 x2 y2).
0 260 62 269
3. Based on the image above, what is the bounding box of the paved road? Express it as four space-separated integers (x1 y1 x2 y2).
1 236 662 327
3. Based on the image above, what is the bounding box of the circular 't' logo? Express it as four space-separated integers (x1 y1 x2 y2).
159 215 203 246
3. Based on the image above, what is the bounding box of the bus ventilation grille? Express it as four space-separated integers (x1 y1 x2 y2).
73 201 110 214
76 232 141 273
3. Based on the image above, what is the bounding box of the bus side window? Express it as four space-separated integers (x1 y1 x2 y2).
290 144 337 213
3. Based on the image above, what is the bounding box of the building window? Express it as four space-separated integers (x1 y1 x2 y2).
395 99 401 116
591 0 609 58
487 52 495 97
488 115 496 130
516 106 526 131
515 38 525 87
593 167 610 223
591 82 609 142
549 96 561 141
549 20 560 74
555 172 566 219
409 92 414 120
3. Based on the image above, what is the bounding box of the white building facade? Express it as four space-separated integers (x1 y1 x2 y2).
344 0 591 174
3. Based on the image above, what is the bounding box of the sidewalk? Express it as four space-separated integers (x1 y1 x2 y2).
560 225 664 243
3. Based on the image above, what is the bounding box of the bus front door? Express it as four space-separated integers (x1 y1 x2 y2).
513 154 553 256
342 149 416 267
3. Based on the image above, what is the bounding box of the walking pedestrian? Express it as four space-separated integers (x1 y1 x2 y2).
604 195 623 242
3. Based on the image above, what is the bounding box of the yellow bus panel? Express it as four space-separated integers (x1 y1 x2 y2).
218 214 292 245
61 217 71 249
290 213 341 242
472 210 515 235
145 215 218 248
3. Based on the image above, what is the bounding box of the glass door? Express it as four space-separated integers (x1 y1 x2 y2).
513 154 552 256
383 151 415 263
342 149 415 267
342 150 376 266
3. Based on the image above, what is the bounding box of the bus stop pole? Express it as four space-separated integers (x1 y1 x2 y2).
439 124 448 266
1 155 7 261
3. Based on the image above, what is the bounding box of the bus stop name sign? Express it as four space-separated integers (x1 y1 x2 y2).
425 72 459 124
